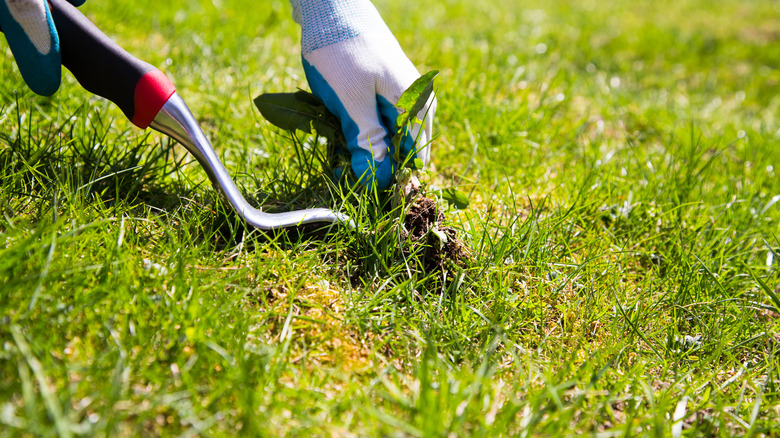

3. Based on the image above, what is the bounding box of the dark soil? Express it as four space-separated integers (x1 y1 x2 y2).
403 196 467 273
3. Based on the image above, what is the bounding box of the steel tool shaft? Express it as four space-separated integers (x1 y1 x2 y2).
150 92 351 229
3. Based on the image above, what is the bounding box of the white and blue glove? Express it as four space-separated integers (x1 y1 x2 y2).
290 0 435 190
0 0 85 96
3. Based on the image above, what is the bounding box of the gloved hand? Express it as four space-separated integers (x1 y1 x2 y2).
0 0 86 96
290 0 435 190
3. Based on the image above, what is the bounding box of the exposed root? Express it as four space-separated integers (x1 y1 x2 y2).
402 196 467 275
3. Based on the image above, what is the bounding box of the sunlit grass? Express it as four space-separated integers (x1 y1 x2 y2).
1 0 779 435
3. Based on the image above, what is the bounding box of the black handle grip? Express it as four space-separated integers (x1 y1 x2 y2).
49 0 175 128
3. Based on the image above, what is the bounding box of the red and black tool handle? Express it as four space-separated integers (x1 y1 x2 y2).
49 0 175 128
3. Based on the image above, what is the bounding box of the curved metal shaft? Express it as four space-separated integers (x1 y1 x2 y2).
150 92 351 230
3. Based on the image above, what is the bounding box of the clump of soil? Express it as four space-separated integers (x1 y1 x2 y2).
405 197 443 240
402 196 467 273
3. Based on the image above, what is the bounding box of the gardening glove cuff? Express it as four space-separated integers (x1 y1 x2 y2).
289 0 435 190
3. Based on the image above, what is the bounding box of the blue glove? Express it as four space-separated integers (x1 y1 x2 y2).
0 0 86 96
290 0 436 190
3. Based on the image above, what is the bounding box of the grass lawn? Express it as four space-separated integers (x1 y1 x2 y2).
2 0 780 435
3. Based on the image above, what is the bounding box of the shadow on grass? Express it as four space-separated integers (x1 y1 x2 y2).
0 108 344 251
0 105 469 296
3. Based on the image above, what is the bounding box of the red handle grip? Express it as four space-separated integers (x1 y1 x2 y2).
49 0 175 128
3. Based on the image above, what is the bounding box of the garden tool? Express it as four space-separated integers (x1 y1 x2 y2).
46 0 351 230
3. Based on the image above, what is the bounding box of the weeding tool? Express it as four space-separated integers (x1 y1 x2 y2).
48 0 351 230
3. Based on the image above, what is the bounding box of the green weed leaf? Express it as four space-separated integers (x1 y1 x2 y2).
254 91 342 142
441 188 470 209
395 70 439 130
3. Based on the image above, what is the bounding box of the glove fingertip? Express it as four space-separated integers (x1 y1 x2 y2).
374 159 394 190
0 0 63 95
28 72 61 96
16 52 63 96
352 154 394 191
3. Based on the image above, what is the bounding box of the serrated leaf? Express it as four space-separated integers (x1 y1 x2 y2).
442 188 470 209
254 91 342 142
395 70 438 129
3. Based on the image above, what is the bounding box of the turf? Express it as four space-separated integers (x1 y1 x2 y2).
1 0 779 435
